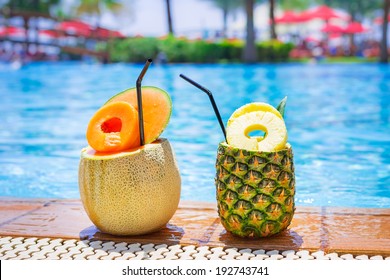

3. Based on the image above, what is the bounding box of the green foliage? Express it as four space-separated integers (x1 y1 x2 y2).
76 0 123 16
158 36 192 62
107 37 294 63
109 37 160 63
203 0 243 10
279 0 313 11
257 40 294 62
219 40 243 62
5 0 60 14
186 40 222 63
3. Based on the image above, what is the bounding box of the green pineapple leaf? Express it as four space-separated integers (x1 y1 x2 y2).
276 96 287 117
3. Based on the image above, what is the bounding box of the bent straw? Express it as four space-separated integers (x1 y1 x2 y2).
136 58 153 146
179 74 227 142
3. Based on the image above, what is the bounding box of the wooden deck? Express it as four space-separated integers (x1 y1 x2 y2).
0 198 389 257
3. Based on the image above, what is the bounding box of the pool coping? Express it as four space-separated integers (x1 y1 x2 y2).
0 197 389 259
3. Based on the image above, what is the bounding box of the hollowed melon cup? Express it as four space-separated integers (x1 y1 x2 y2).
215 142 295 238
78 138 181 236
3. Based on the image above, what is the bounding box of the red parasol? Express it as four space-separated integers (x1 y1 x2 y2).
343 22 368 34
374 15 390 24
0 26 26 37
56 20 124 38
304 36 320 43
56 20 92 36
321 23 344 33
304 5 348 21
329 33 342 39
297 11 314 22
39 29 62 38
108 30 125 38
94 27 125 38
275 11 304 24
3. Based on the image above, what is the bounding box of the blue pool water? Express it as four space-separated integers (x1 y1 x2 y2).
0 62 389 208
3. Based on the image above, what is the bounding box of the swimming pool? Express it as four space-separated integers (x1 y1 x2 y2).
0 62 389 208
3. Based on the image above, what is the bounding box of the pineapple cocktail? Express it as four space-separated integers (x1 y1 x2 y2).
216 102 295 238
180 75 295 238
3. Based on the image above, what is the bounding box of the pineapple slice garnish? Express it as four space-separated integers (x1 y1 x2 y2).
226 104 287 152
228 102 283 124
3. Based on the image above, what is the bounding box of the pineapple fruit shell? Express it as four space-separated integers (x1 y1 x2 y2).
215 142 295 238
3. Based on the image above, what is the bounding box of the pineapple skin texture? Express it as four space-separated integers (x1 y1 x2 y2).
215 142 295 238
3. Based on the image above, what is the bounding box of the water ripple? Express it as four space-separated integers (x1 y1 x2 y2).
0 62 389 208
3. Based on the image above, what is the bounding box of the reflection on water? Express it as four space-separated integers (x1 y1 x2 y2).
0 62 389 208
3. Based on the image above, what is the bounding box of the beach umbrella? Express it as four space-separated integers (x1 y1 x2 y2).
304 36 321 43
39 30 62 38
329 33 342 39
321 23 344 33
275 11 304 24
109 31 125 38
274 11 311 42
56 20 92 36
374 15 390 24
94 27 125 38
303 5 348 21
0 26 26 37
343 22 368 34
342 22 368 56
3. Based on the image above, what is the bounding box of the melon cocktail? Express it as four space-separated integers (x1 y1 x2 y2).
180 75 295 238
79 60 181 236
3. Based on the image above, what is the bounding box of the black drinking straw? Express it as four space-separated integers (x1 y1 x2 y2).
179 74 227 142
136 58 153 146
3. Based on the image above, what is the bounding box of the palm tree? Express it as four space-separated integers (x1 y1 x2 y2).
269 0 276 39
243 0 257 62
75 1 124 37
242 0 275 62
165 0 174 35
76 0 122 25
202 0 242 38
380 0 389 63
